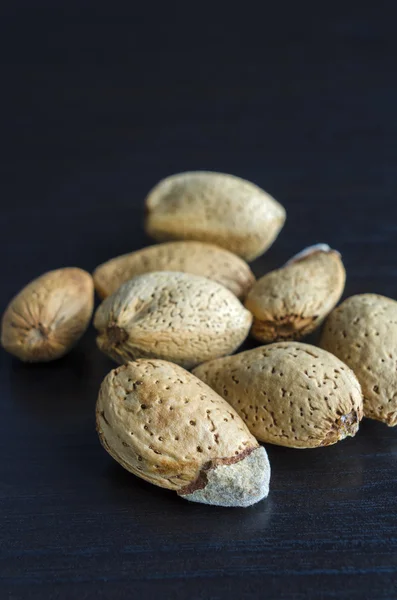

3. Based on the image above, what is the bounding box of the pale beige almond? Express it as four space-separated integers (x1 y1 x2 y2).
1 268 94 362
193 342 363 449
93 241 255 300
320 294 397 426
94 271 252 369
96 359 271 507
245 244 346 343
144 171 286 261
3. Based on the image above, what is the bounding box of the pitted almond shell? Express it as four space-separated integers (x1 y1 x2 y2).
93 241 255 300
193 342 363 448
94 271 252 370
245 244 346 343
1 267 94 362
320 294 397 426
144 171 286 261
96 359 271 507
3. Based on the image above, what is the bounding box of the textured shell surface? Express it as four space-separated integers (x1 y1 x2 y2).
93 241 255 300
96 359 270 507
193 342 363 448
94 271 252 369
245 245 345 342
1 268 94 362
144 171 286 261
320 294 397 426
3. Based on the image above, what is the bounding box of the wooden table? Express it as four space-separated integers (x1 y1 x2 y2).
1 5 396 599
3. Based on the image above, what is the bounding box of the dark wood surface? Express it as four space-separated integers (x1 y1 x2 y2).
1 5 397 599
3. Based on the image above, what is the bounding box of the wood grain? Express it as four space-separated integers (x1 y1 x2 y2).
1 4 397 599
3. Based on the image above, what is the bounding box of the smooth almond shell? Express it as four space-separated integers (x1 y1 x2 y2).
144 171 286 261
193 343 363 449
245 244 346 343
320 294 397 426
1 268 94 362
93 241 255 300
94 271 252 369
96 359 271 507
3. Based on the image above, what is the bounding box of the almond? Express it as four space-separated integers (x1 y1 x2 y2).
320 294 397 426
144 171 286 261
93 241 255 300
96 359 270 507
245 244 345 342
94 271 252 369
1 268 94 361
193 342 363 448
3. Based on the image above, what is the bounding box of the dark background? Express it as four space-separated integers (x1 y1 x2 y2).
1 4 397 599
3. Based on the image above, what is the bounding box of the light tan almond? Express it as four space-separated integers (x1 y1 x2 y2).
193 342 363 448
1 268 94 362
96 359 270 507
94 271 252 369
320 294 397 426
245 244 346 343
93 241 255 300
144 171 286 261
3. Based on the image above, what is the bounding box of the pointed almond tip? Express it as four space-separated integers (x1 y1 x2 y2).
284 243 340 267
320 409 362 446
178 446 270 508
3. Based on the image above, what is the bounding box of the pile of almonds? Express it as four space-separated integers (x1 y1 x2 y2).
2 171 396 507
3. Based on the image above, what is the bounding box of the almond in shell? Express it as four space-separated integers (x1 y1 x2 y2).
1 268 94 361
193 342 363 448
320 294 397 426
96 359 271 507
93 241 255 300
245 244 346 343
94 271 252 369
144 171 286 261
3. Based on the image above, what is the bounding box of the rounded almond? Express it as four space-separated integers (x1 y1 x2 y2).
245 244 346 343
144 171 286 261
94 271 252 369
193 342 363 449
320 294 397 426
1 268 94 361
96 359 270 507
93 241 255 300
